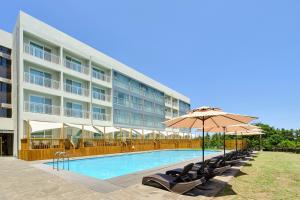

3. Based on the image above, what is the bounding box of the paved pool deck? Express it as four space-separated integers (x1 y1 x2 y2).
0 151 255 200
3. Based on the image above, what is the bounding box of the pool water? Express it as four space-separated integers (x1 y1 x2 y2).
46 150 219 180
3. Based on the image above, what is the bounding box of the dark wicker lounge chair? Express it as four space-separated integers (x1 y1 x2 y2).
142 163 206 194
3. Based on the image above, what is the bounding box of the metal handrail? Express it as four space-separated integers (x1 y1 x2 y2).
23 43 60 64
92 70 111 83
64 59 89 75
64 83 89 97
53 151 70 171
24 101 61 115
24 72 60 89
64 108 90 119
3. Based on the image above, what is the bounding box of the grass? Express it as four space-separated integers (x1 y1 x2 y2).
215 151 300 200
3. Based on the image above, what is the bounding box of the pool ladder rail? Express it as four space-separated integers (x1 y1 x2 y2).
53 151 70 171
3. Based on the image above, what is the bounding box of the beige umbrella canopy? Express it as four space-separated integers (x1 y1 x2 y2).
197 124 259 133
164 106 257 163
165 107 256 129
226 130 264 150
196 124 260 153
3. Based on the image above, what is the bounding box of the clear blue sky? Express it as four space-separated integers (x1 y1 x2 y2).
1 1 300 129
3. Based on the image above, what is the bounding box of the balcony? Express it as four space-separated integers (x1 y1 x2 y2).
172 101 179 108
64 108 90 119
92 70 111 83
113 97 130 107
165 99 172 107
0 52 11 60
92 91 111 102
24 101 60 115
23 43 60 64
64 83 89 97
0 92 11 104
24 72 60 90
93 112 111 121
165 111 172 118
64 59 89 75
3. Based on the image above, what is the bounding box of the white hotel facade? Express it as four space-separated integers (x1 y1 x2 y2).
1 12 190 157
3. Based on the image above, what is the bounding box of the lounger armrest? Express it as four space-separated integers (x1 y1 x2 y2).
166 168 183 176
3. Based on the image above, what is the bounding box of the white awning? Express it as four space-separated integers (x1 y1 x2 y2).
95 126 120 134
83 125 99 133
121 128 131 132
65 123 82 129
65 123 99 133
29 121 63 133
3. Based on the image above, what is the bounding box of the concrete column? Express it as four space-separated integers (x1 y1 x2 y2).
89 57 92 125
59 46 64 122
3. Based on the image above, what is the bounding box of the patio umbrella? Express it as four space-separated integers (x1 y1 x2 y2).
227 130 264 150
164 106 257 164
197 124 259 157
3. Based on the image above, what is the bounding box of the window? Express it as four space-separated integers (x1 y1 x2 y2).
0 57 7 67
113 90 129 107
131 112 143 126
114 72 130 90
65 79 82 95
44 47 52 61
66 56 82 72
93 87 106 101
130 80 141 95
144 100 154 113
29 95 52 114
0 108 11 118
92 68 105 80
0 82 11 104
130 96 143 110
0 46 11 54
114 109 130 124
30 42 44 59
93 107 106 120
30 68 52 87
0 58 11 79
66 102 82 118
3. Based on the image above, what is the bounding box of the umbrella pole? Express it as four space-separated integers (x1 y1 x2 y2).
235 132 238 159
235 132 238 152
223 127 226 158
202 119 205 164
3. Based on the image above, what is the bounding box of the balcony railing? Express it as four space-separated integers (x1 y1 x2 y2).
23 43 60 64
0 92 11 104
92 91 111 102
64 59 89 75
172 102 179 107
92 70 111 83
64 108 90 119
113 97 130 107
0 52 11 60
64 83 89 97
93 113 111 121
24 101 60 115
165 99 172 106
24 72 60 89
165 111 172 118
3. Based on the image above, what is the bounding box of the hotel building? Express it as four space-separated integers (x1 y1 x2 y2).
0 30 13 156
2 11 190 157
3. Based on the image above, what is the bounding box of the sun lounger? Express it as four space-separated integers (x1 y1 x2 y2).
142 163 205 194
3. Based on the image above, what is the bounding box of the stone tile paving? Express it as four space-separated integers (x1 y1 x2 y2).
0 155 249 200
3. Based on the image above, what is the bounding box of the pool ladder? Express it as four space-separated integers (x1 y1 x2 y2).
53 151 70 171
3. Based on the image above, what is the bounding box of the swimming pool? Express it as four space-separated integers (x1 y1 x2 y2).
47 150 219 180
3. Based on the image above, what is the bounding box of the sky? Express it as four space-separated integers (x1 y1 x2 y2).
1 1 300 129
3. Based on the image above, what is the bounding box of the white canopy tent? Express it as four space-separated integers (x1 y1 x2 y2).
29 121 63 133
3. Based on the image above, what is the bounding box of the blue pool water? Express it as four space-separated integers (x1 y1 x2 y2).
46 150 219 180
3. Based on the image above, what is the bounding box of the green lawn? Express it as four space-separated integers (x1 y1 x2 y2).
215 152 300 200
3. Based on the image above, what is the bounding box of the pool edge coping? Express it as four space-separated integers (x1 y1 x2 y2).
31 150 230 193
